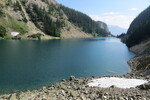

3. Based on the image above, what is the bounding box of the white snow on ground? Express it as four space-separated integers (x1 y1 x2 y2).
88 77 148 88
11 32 20 36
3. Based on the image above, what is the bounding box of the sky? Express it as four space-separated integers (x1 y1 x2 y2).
56 0 150 29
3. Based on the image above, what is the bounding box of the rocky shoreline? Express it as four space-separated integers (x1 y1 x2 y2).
0 75 149 100
127 39 150 78
0 61 150 99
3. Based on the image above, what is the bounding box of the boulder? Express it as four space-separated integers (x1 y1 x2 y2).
110 85 116 88
70 90 78 97
61 79 66 82
70 76 76 81
9 94 17 100
138 82 150 90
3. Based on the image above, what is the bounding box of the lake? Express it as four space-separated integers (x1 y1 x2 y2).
0 37 134 93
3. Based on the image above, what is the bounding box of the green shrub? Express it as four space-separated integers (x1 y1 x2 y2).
28 33 44 40
12 36 21 40
0 6 4 17
13 1 22 11
0 26 7 37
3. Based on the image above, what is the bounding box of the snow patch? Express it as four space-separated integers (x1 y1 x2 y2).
11 32 20 36
88 77 148 88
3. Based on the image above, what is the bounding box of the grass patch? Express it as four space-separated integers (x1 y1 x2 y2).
0 14 29 35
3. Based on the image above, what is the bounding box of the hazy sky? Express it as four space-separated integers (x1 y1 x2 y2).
56 0 150 29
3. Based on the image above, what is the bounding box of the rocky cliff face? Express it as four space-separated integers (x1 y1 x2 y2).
0 0 93 39
128 39 150 77
96 21 112 36
97 21 110 33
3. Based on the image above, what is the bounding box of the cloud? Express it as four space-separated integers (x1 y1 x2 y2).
103 12 119 15
130 8 138 11
90 14 135 29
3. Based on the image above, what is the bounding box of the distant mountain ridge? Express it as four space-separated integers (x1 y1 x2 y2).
108 25 127 36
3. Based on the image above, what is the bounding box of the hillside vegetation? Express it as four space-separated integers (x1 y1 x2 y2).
125 6 150 47
60 5 110 37
0 0 110 39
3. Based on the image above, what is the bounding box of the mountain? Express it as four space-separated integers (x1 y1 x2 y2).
0 0 109 39
96 21 111 36
124 6 150 47
96 21 109 33
122 5 150 77
108 25 127 36
60 5 110 37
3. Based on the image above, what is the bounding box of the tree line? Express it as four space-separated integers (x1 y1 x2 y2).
60 5 109 36
26 4 64 37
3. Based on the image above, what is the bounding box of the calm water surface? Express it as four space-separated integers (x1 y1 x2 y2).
0 37 134 93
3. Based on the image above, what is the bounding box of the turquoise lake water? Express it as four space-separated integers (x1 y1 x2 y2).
0 37 134 93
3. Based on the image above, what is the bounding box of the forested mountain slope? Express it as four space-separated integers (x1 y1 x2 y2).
125 6 150 47
0 0 110 39
60 5 110 37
